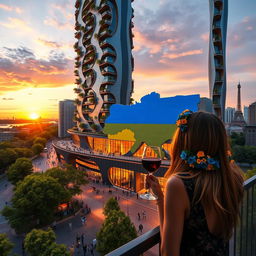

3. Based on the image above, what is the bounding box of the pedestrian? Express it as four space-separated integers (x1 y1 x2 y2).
136 193 139 199
52 220 57 230
76 233 80 247
138 223 143 233
138 212 140 221
82 244 87 256
142 210 146 220
81 233 85 245
90 243 94 256
70 244 75 256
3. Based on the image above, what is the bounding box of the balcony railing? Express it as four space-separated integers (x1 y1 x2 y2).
106 175 256 256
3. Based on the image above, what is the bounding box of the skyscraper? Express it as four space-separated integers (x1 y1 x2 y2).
208 0 228 120
73 0 134 133
225 107 235 124
58 100 76 138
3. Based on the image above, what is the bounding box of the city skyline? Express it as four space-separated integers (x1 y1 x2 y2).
0 0 255 119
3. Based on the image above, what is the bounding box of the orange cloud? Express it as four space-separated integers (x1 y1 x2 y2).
0 47 74 94
162 49 203 59
0 4 22 13
37 39 62 48
0 17 32 32
44 17 73 30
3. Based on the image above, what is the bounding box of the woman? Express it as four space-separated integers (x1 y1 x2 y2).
147 111 244 256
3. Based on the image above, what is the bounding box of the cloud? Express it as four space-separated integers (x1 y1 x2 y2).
228 16 256 48
132 0 209 80
0 4 22 13
0 47 74 94
0 17 32 31
37 39 62 48
44 17 73 30
37 38 73 50
162 49 203 60
3 46 35 62
2 97 14 100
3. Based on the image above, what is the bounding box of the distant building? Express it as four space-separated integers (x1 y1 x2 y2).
248 102 256 125
198 97 213 113
245 126 256 146
58 100 75 138
243 106 249 123
225 107 235 124
0 130 19 142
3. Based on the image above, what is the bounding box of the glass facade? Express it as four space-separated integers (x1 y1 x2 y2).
86 136 135 155
109 167 135 191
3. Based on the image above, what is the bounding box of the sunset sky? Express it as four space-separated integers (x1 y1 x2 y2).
0 0 255 119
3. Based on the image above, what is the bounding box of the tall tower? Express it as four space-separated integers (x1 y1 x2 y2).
58 100 76 138
73 0 134 133
209 0 228 120
231 82 246 127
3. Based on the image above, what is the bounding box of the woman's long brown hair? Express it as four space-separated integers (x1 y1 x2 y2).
165 112 244 240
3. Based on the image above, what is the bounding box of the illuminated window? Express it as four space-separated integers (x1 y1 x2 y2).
86 136 134 155
76 158 100 170
108 167 135 191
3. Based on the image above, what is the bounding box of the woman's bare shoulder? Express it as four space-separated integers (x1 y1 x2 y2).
166 175 187 194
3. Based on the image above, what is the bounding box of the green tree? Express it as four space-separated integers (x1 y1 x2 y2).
24 229 70 256
45 164 88 196
103 197 120 217
33 137 47 146
230 132 245 146
233 145 256 164
0 148 18 169
0 141 13 149
0 233 14 256
32 143 44 155
2 174 71 233
7 158 33 185
96 210 137 255
13 148 33 158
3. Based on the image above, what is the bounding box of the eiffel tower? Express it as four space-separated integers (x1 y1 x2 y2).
230 82 246 127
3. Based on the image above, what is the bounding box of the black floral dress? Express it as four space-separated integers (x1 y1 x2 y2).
179 175 229 256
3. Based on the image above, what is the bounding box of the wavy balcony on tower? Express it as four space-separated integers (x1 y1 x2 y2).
72 0 134 133
209 0 228 120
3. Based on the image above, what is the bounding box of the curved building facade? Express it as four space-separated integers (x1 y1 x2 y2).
73 0 134 133
209 0 228 120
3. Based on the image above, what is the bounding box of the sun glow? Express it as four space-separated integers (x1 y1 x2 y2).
29 112 40 120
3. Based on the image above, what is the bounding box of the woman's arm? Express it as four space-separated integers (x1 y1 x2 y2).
161 176 189 256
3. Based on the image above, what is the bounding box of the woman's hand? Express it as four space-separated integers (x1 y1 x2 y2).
146 174 164 200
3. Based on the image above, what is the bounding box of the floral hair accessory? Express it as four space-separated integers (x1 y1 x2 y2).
180 150 220 171
176 109 193 132
227 150 235 164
